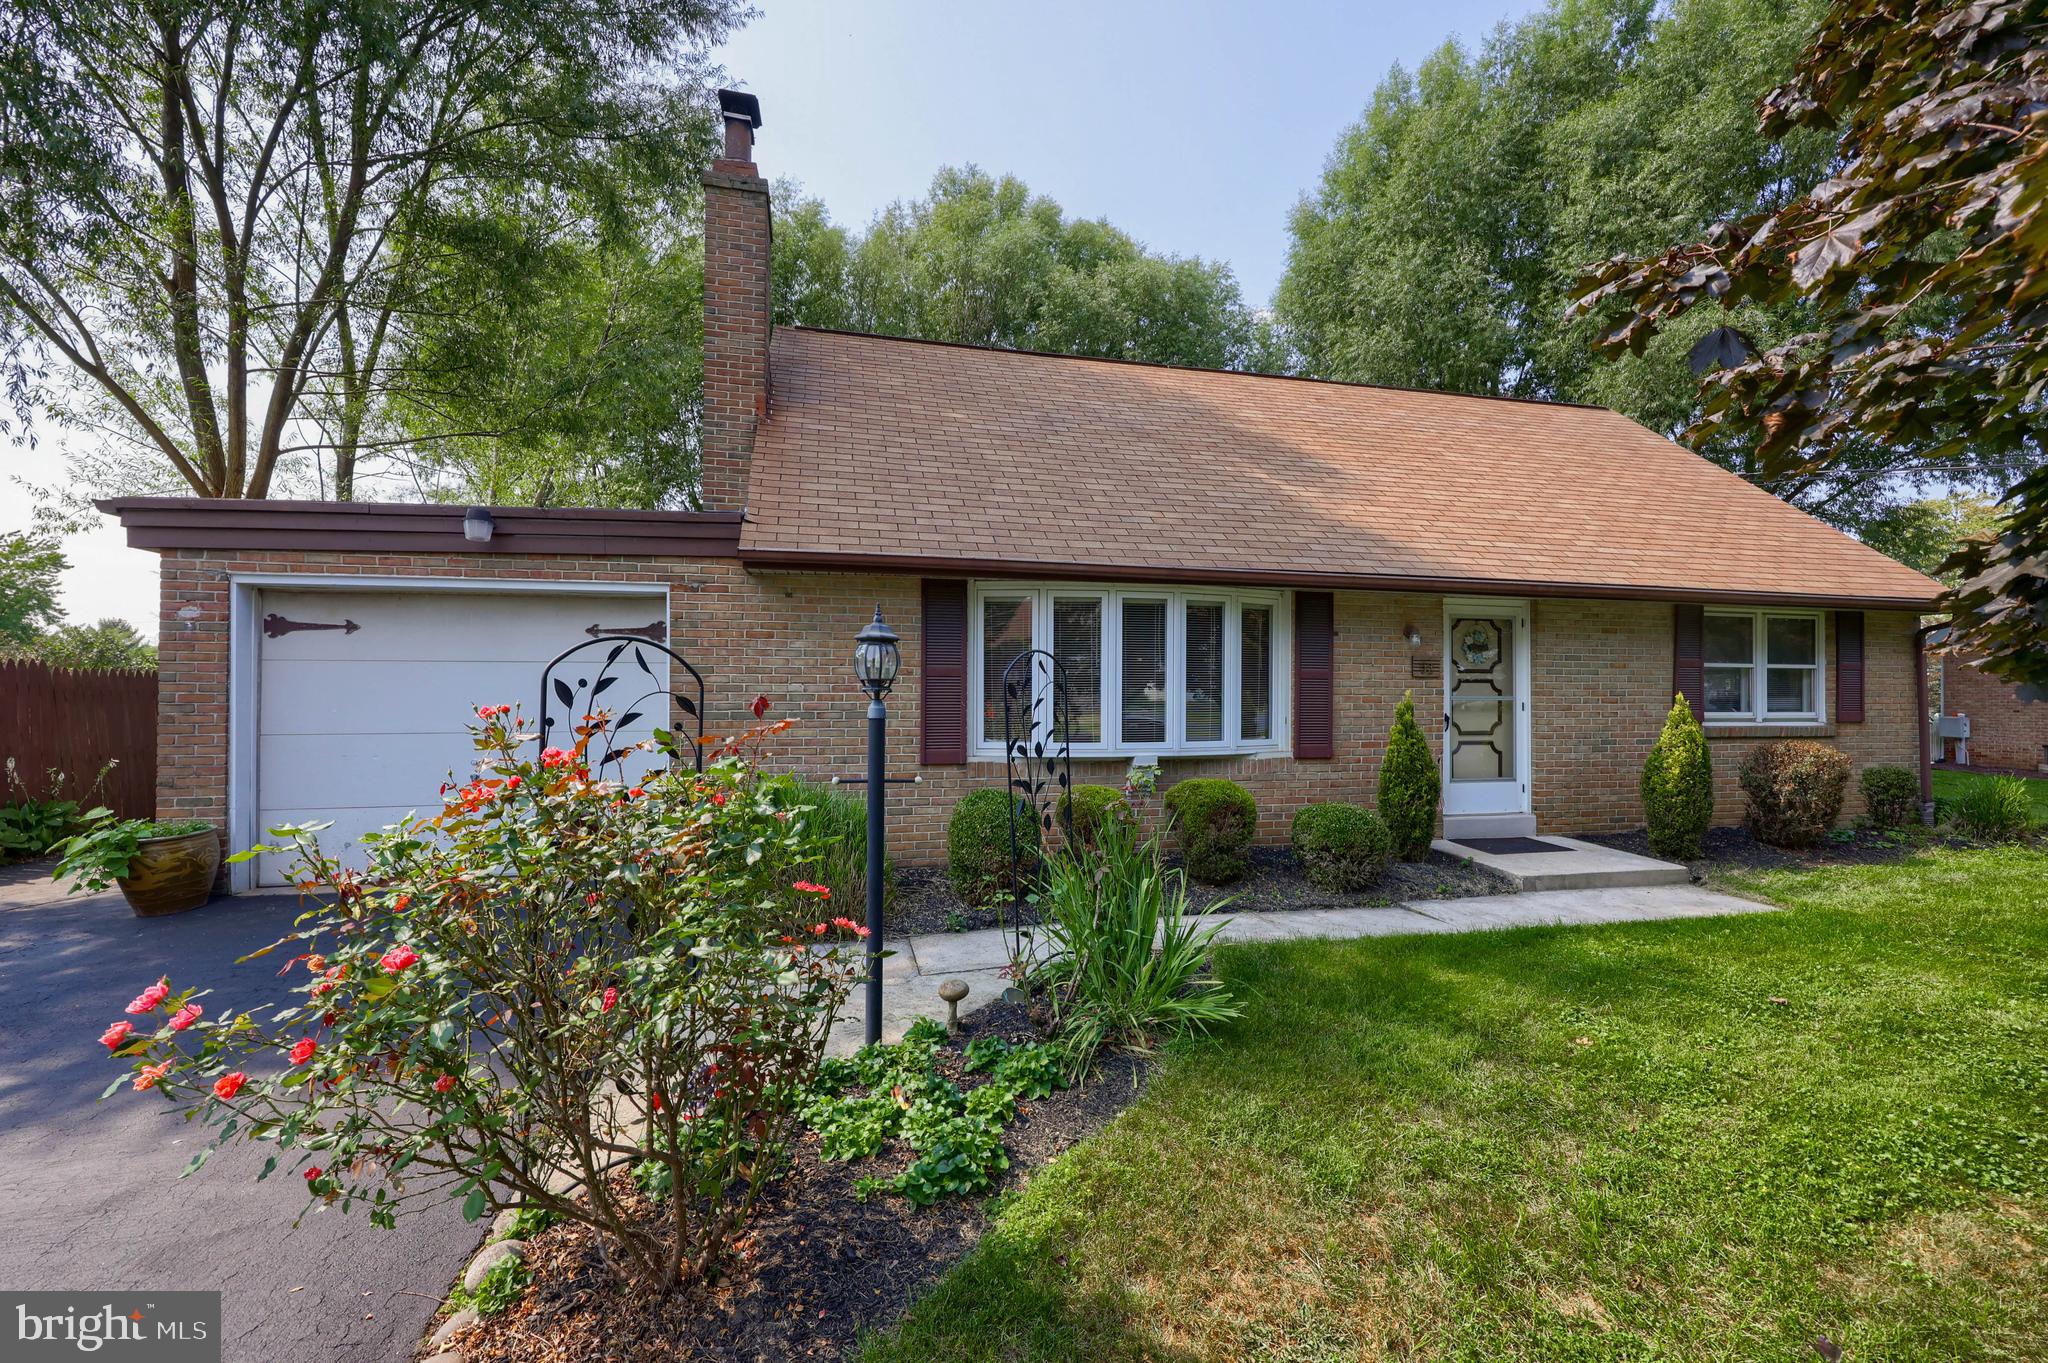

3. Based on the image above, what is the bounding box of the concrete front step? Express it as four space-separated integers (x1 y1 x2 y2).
1431 835 1691 891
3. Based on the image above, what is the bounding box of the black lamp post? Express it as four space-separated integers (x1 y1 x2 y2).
853 607 901 1046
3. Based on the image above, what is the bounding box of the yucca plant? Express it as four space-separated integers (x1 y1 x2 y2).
1032 815 1240 1077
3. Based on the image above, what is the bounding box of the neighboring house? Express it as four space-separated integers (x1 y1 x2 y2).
99 91 1942 891
1939 649 2048 772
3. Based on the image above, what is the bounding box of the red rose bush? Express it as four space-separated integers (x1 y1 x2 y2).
99 705 864 1292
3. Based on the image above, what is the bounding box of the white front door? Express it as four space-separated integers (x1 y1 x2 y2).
1441 599 1531 819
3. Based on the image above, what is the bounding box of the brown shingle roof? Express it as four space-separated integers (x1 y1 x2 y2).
738 328 1942 609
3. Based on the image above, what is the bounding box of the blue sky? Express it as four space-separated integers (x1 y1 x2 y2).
13 0 1545 629
714 0 1544 306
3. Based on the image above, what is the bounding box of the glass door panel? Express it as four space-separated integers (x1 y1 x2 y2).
1443 609 1528 817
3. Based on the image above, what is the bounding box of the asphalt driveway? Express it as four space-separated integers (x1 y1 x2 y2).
0 861 482 1363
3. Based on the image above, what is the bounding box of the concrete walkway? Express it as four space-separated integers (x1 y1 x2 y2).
830 882 1766 1053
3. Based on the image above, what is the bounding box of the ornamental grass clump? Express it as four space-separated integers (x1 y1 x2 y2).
1947 776 2036 843
94 702 866 1295
1034 816 1239 1076
1641 694 1713 860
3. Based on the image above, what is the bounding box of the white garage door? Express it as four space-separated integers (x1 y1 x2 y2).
253 588 671 886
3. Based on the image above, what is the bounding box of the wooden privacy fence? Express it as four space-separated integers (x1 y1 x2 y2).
0 659 157 818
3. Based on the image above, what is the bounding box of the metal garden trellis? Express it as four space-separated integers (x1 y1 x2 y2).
538 636 708 778
999 647 1075 975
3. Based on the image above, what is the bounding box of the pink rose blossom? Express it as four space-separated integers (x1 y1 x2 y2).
378 945 419 973
125 978 171 1014
100 1021 134 1050
168 1003 202 1031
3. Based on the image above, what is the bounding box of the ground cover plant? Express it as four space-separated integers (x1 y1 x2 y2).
860 846 2048 1361
95 703 866 1294
800 1018 1073 1206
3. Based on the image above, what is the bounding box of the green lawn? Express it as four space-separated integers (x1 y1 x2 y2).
860 848 2048 1362
1934 768 2048 823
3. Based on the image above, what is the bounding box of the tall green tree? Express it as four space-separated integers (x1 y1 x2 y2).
0 0 744 501
785 169 1265 370
1572 0 2047 690
377 186 710 508
0 532 66 648
29 618 157 671
1274 0 2006 532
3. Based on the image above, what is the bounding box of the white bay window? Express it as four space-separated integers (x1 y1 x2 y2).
1704 608 1825 724
969 583 1289 757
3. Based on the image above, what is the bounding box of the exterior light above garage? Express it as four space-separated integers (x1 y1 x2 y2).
463 507 494 543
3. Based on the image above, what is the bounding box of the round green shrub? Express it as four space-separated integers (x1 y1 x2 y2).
1289 802 1393 891
1056 784 1133 854
1161 778 1258 885
1946 776 2034 843
1641 693 1713 860
1377 690 1440 860
1738 739 1851 848
1858 765 1919 830
948 788 1040 905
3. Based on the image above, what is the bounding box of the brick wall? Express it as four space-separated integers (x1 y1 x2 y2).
1941 650 2048 772
154 552 1924 871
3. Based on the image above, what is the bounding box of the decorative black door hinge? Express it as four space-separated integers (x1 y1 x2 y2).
585 619 665 642
264 614 360 638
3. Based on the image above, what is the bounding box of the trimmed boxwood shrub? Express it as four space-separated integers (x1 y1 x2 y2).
948 788 1040 905
1738 739 1851 848
1161 778 1258 885
1858 765 1919 830
1290 803 1393 891
1377 691 1440 860
1056 784 1134 854
1641 694 1713 860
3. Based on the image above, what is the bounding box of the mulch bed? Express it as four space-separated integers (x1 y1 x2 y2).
436 1002 1147 1363
888 845 1514 935
1580 824 1971 876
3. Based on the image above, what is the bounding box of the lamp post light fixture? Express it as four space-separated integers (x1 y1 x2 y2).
853 607 901 1045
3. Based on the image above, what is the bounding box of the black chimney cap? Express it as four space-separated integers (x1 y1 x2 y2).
717 89 762 129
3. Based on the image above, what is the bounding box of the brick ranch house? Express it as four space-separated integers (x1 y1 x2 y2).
100 90 1943 892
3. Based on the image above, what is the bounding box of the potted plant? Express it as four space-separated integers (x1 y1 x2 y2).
52 810 220 916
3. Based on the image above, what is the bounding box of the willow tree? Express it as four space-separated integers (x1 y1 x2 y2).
0 0 742 500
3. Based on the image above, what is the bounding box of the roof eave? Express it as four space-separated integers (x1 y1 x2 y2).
735 546 1943 612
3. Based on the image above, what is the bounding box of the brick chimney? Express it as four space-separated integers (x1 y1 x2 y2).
699 89 770 511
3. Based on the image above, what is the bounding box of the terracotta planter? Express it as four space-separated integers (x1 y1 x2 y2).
116 830 222 917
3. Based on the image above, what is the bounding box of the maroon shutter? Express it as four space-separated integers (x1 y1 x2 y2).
921 579 969 764
1836 610 1865 723
1294 592 1335 759
1673 603 1705 717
